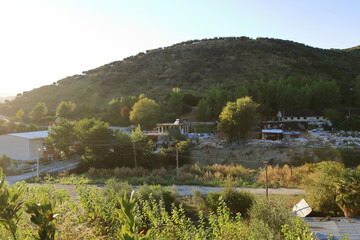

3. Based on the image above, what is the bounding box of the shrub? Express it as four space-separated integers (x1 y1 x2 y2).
0 168 25 240
281 216 315 240
0 155 11 171
77 185 120 236
301 161 344 216
191 188 205 206
134 185 177 212
205 188 255 217
204 192 221 212
103 178 132 200
247 200 314 240
335 169 360 217
25 196 57 240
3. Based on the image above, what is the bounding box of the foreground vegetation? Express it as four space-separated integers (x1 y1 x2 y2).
37 161 360 218
1 168 318 240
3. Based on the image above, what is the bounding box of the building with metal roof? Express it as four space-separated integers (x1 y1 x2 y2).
0 131 48 161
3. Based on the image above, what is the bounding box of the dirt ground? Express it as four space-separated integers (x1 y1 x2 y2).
190 145 341 169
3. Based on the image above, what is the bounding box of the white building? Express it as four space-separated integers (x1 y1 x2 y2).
156 119 190 135
0 131 48 161
277 110 325 122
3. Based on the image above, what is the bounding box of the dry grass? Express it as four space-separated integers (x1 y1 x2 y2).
257 164 314 188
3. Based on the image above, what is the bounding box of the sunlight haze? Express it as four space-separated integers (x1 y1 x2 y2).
0 0 359 96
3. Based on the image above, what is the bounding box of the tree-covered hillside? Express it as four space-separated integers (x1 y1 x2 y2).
1 37 360 117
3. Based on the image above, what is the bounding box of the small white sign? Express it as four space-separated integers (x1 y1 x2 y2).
293 199 312 217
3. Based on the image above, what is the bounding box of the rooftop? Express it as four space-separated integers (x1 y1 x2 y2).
8 131 48 139
262 129 283 134
305 217 360 240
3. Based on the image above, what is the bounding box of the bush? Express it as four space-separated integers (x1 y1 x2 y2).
205 188 255 217
248 200 312 239
335 169 360 217
338 148 360 167
134 185 177 212
191 188 205 206
103 178 132 200
0 155 11 171
204 192 221 212
301 161 344 216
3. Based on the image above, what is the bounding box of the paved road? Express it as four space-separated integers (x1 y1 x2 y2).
6 158 80 184
173 185 304 196
26 183 304 201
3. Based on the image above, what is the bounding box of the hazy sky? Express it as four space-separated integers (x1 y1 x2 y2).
0 0 359 96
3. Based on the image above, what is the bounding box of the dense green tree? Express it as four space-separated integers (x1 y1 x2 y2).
56 101 76 119
14 109 25 122
323 108 343 128
168 127 186 141
29 102 48 123
47 119 76 157
340 114 360 131
166 88 185 116
309 80 341 110
107 96 138 126
355 75 360 107
335 169 360 217
302 161 344 216
129 98 160 130
218 97 260 142
75 118 114 168
0 119 8 135
130 125 153 168
0 155 11 170
108 130 133 168
197 86 230 121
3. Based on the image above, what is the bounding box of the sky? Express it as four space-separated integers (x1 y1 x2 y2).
0 0 359 96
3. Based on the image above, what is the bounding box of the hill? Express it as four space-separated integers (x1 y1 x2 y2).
0 95 15 103
2 37 360 116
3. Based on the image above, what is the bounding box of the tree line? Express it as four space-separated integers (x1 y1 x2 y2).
197 75 350 120
47 118 191 170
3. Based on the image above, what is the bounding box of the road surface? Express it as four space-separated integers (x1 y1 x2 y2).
25 183 304 201
6 158 80 184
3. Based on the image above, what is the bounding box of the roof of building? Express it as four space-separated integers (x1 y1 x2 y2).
157 119 190 126
109 126 134 135
278 110 324 117
7 131 48 139
304 217 360 240
262 129 283 134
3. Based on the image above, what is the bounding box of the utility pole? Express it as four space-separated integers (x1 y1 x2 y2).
36 142 39 182
264 160 269 199
132 142 137 168
175 144 179 177
36 140 41 182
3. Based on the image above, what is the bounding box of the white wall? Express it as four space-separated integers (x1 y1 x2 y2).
0 135 44 161
28 139 45 161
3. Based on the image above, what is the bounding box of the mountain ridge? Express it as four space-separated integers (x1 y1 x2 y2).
2 37 360 116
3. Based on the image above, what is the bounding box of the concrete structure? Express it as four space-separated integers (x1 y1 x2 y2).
156 119 190 135
0 131 48 161
277 110 325 122
261 129 283 140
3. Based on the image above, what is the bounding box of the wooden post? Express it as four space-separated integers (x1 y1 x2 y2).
176 144 179 177
132 142 137 168
264 160 269 199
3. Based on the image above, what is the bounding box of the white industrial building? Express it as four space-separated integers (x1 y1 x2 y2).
0 131 48 161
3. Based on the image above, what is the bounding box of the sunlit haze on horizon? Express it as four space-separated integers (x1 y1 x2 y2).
0 0 359 96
